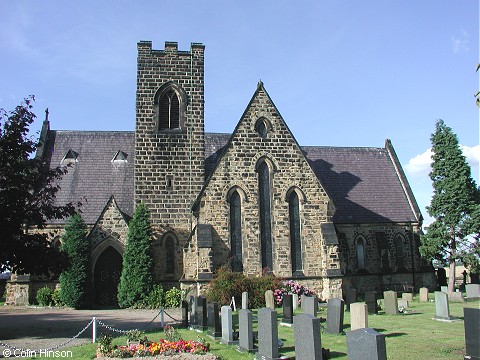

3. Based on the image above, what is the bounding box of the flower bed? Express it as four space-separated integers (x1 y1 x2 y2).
97 327 210 358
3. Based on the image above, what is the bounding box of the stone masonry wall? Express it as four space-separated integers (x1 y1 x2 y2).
135 41 206 282
195 85 339 287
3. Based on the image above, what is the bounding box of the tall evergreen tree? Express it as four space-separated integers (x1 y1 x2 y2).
59 213 92 309
420 119 480 292
117 202 154 308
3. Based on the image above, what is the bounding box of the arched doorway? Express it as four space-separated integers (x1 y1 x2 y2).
94 246 122 306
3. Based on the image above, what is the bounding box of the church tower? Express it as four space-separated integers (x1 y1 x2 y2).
135 41 205 280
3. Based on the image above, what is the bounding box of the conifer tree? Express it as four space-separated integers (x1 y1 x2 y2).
117 202 154 308
420 120 480 292
59 213 92 309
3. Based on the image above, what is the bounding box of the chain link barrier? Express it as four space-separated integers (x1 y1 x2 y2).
0 318 94 353
0 308 181 354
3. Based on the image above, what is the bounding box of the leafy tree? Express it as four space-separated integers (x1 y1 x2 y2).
117 202 154 308
0 97 76 274
420 119 480 292
59 213 92 309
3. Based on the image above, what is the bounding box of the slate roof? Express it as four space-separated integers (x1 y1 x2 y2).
43 130 135 224
43 130 419 225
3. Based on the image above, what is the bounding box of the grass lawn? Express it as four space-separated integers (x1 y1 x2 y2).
34 296 480 359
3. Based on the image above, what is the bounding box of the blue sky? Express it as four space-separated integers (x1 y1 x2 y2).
1 1 479 226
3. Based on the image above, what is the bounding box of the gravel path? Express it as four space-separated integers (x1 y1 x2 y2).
0 306 185 356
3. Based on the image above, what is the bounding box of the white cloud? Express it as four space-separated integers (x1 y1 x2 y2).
451 29 470 53
405 145 480 181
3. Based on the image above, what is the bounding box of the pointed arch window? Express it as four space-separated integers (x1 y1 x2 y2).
159 89 180 130
229 190 243 272
356 236 366 270
258 161 273 271
288 190 303 275
394 234 406 270
164 235 176 275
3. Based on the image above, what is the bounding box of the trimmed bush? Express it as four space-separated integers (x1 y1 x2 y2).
117 203 154 308
206 266 282 308
36 286 53 306
164 287 182 308
59 213 92 309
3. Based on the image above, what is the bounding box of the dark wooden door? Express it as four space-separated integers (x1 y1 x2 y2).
94 247 122 306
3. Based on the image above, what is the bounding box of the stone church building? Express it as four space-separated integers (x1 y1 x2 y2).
6 41 435 306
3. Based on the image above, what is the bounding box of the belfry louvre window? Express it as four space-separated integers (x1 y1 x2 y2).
159 89 180 130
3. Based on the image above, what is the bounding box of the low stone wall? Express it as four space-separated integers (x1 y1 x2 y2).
5 280 58 305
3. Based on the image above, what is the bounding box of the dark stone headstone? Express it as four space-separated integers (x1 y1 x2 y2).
207 302 221 338
344 288 357 311
303 296 318 317
282 294 293 325
464 307 480 360
238 309 255 353
181 300 189 328
196 296 207 330
346 327 387 360
293 314 323 360
471 272 480 284
437 268 447 287
326 298 344 334
364 291 378 314
256 307 280 360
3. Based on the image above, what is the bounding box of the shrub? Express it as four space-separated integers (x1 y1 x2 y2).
137 285 165 309
118 203 154 308
206 266 282 308
246 271 282 309
205 265 248 306
273 280 316 306
51 288 63 306
36 286 53 306
164 287 182 308
59 213 92 309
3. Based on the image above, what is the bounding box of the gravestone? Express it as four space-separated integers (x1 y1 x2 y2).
398 299 408 309
441 286 448 293
346 327 387 360
281 294 294 325
220 305 237 345
326 298 344 334
344 288 357 311
303 296 318 317
464 307 480 360
465 284 480 300
350 302 368 331
242 291 249 309
434 291 458 321
365 291 378 314
181 300 189 327
402 292 413 302
292 293 299 311
301 294 306 309
383 291 398 315
419 287 429 302
293 314 323 360
238 309 255 353
207 302 221 338
437 268 447 287
189 296 197 328
196 296 208 330
448 291 464 303
256 307 280 360
265 290 275 309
